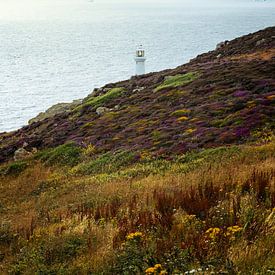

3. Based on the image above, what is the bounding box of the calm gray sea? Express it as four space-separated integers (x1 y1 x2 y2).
0 0 274 132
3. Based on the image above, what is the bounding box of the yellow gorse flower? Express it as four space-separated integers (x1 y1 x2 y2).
145 267 156 274
145 264 167 274
185 128 196 134
177 116 189 122
154 264 162 270
225 225 242 237
126 231 143 241
205 227 221 239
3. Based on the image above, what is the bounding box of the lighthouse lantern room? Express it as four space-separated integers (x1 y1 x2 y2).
134 45 146 75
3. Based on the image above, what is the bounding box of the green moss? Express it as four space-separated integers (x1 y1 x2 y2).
0 161 28 176
82 87 125 109
154 72 199 92
36 142 82 167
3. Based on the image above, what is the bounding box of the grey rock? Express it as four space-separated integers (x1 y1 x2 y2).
28 99 82 124
256 38 266 46
96 107 111 115
14 148 32 161
133 87 145 93
22 142 28 148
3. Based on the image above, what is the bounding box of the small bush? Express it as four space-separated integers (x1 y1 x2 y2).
74 150 136 175
0 161 28 176
111 232 152 274
36 143 82 167
11 234 86 274
154 72 199 92
0 222 14 244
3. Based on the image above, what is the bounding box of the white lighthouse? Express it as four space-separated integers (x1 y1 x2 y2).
134 45 146 75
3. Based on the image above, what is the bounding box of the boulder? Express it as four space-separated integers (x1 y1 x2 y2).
96 107 111 116
133 87 145 93
14 148 32 161
256 38 266 46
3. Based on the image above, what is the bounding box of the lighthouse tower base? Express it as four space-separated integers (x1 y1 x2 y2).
135 57 146 75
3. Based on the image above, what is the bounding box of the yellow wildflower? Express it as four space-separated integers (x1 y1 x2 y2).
145 267 156 274
154 264 162 270
185 128 196 134
226 225 242 236
145 264 166 274
140 151 150 160
177 116 189 122
126 231 143 241
206 227 221 239
247 100 256 108
84 144 96 156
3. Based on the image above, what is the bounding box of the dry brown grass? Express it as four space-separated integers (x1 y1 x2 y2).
228 49 275 61
0 141 274 273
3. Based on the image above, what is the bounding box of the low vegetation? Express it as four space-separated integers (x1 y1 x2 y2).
82 87 125 109
36 142 82 167
0 26 274 274
154 72 199 92
0 138 274 274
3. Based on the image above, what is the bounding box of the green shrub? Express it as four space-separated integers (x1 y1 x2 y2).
163 246 191 273
178 146 240 164
111 232 152 274
83 87 125 109
154 72 199 92
0 161 28 176
11 234 86 274
36 143 82 167
74 150 136 175
0 222 14 244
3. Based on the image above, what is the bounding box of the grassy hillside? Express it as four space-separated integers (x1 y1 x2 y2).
0 140 274 274
0 27 274 274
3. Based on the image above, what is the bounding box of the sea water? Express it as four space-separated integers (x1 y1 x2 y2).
0 0 274 132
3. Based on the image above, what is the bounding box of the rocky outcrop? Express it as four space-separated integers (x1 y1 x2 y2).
216 40 229 50
96 107 111 116
14 148 32 161
256 38 266 46
28 100 82 124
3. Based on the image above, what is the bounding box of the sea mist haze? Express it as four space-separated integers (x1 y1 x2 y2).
0 0 274 132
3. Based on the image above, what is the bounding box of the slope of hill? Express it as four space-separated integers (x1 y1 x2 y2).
0 27 274 163
0 27 274 274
